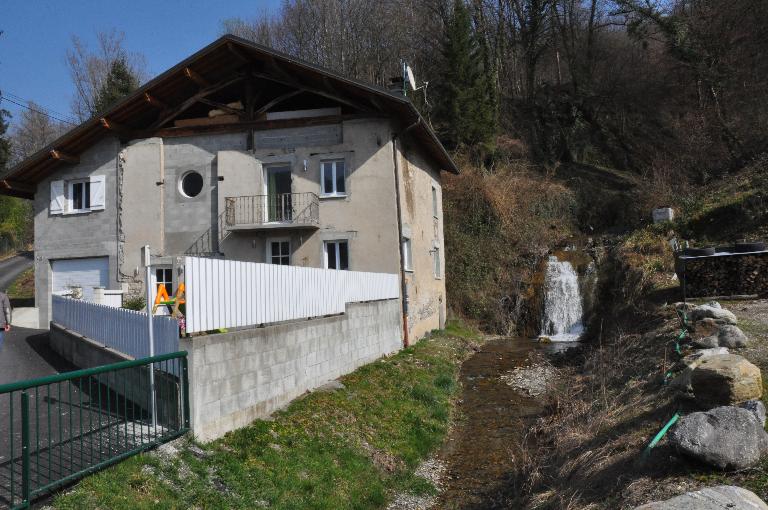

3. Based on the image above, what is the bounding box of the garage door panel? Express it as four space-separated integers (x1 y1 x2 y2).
52 257 109 301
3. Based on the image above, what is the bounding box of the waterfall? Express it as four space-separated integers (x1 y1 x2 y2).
540 256 584 342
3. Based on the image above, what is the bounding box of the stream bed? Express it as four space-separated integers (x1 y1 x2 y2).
434 336 570 509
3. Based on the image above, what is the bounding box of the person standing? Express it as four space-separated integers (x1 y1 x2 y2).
0 290 10 352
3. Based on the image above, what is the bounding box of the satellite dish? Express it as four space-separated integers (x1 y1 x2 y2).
406 65 417 90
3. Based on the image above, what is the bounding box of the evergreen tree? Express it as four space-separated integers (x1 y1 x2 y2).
93 58 139 113
434 0 496 151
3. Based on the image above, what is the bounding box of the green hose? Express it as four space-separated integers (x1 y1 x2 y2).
644 412 680 454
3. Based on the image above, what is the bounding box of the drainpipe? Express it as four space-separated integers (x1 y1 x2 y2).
391 118 421 348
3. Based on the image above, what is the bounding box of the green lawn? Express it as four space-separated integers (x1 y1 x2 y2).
54 324 480 510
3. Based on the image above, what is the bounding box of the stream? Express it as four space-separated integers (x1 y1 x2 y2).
435 337 566 509
434 251 588 508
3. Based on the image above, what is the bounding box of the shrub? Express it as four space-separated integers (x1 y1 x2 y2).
122 295 146 311
444 157 577 333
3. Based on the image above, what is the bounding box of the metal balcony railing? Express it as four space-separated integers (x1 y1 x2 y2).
224 193 320 228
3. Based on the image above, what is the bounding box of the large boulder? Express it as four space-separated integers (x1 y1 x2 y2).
679 348 731 370
690 305 738 325
691 354 762 407
671 348 730 393
668 406 768 470
690 318 722 348
635 485 768 509
740 399 767 427
690 322 750 349
718 325 749 348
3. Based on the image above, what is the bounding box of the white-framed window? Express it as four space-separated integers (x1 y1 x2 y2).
324 240 349 270
433 247 441 278
320 160 346 196
267 238 291 265
402 237 413 272
432 185 439 218
70 180 91 212
50 175 106 215
155 267 173 296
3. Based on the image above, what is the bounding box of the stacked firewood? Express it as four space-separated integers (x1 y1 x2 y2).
680 254 768 297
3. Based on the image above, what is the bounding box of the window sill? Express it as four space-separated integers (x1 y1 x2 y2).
64 209 97 215
319 193 348 200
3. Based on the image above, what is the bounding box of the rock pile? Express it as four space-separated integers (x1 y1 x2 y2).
667 302 768 472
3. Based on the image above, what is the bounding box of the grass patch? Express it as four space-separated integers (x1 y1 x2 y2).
6 267 34 299
53 327 481 509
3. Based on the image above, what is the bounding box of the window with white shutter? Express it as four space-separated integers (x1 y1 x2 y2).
89 175 106 210
62 175 106 214
50 180 65 215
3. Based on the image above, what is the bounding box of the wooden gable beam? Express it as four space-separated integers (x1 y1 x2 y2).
255 90 303 115
148 75 245 130
49 150 79 164
184 67 210 88
250 71 375 113
227 42 250 63
197 98 246 117
144 92 168 110
1 179 35 194
100 117 134 138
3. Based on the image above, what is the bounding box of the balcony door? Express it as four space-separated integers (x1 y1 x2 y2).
265 165 292 222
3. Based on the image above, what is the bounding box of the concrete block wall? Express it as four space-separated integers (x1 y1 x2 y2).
181 298 402 441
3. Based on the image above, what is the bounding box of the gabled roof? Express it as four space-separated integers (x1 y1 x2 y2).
1 35 458 199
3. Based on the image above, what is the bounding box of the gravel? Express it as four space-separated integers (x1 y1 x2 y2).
499 363 556 397
386 457 447 510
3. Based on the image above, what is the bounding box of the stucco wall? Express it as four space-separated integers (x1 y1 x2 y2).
119 138 164 290
163 132 247 255
181 298 402 441
34 137 121 325
397 143 447 340
217 118 401 275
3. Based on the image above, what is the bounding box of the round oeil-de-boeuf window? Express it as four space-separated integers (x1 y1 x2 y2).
179 171 204 198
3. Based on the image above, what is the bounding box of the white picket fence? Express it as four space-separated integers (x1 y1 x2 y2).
52 295 180 359
183 256 400 333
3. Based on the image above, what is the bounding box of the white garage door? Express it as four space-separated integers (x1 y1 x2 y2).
51 257 109 301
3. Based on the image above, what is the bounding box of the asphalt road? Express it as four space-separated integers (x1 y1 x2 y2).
0 252 34 293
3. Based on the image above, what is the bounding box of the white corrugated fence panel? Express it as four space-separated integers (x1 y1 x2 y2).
183 256 399 333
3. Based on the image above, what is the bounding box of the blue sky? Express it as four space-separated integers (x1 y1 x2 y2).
0 0 281 127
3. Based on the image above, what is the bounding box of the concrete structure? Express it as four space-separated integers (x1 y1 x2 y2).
181 299 401 441
1 36 457 343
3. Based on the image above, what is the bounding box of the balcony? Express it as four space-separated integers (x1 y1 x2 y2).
224 193 320 232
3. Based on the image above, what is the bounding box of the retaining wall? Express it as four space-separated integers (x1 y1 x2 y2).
181 299 403 441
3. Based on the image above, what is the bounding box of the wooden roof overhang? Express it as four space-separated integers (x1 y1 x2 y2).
1 35 458 199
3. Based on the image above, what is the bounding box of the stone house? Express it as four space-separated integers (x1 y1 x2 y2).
0 35 458 342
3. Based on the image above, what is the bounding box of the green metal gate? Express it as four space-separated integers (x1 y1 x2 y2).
0 352 190 509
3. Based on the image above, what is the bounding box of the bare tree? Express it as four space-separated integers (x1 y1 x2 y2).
66 30 147 121
8 102 67 164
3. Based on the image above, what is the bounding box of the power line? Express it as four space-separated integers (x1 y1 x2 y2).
0 93 77 125
1 91 75 122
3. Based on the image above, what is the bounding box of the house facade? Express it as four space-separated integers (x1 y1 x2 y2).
1 36 457 342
